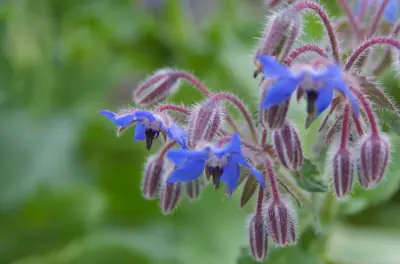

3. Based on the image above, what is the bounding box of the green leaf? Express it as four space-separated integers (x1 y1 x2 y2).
240 176 258 208
294 158 328 193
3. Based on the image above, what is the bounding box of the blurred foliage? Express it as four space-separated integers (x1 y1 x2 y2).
0 0 400 264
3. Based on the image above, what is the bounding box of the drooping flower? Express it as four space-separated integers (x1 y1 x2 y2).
165 132 264 196
354 0 399 24
256 55 359 122
99 109 187 150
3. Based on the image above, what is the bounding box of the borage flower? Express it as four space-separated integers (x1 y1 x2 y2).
99 109 186 150
257 55 359 125
354 0 399 24
166 133 264 196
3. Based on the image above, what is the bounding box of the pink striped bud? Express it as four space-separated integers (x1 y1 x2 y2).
185 180 201 200
160 168 182 214
141 155 165 199
273 121 303 171
187 99 222 149
332 149 354 198
357 134 390 189
248 213 269 262
265 198 296 246
133 69 180 107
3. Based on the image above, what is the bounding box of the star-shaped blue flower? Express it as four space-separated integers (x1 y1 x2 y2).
355 0 399 24
99 109 187 150
257 55 359 119
166 132 264 196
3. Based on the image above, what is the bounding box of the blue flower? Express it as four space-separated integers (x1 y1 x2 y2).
355 0 399 24
257 55 359 120
166 132 264 196
99 109 187 150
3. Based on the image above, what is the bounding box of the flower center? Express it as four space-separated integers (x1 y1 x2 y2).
145 129 160 150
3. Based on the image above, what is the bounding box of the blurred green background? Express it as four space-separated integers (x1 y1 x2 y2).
1 0 400 263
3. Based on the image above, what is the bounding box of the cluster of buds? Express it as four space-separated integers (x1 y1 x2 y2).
99 0 399 262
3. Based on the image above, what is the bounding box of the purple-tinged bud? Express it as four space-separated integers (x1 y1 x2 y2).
141 155 165 199
187 99 222 149
357 134 390 189
332 149 354 198
273 121 303 171
248 213 269 262
185 180 201 200
260 80 289 130
160 168 182 214
133 69 180 107
265 198 296 246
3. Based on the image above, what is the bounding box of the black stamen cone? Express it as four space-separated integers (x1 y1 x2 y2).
145 129 160 150
206 166 224 189
305 91 318 129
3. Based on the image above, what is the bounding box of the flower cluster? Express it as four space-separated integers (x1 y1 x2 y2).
99 0 400 262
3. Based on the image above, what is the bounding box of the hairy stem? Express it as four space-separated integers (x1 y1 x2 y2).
350 87 380 135
345 37 400 70
285 44 329 66
212 92 258 143
340 104 350 149
291 1 341 63
336 0 362 41
155 104 191 115
368 0 389 38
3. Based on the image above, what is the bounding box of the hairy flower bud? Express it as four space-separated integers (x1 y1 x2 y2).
273 121 303 171
332 148 354 197
265 198 296 246
133 69 180 107
185 180 201 200
141 155 165 199
160 168 182 214
248 213 269 262
357 134 390 189
187 99 222 149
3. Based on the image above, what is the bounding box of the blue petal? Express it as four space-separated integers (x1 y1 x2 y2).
262 77 298 109
256 55 291 78
134 122 146 141
166 124 187 148
221 160 240 197
331 79 360 117
215 132 242 158
166 159 206 183
99 110 117 120
314 86 334 118
230 154 265 188
133 110 156 122
383 0 398 24
167 149 209 166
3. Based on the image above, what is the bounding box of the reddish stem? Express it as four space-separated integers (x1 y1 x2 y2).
265 157 280 201
279 24 300 62
211 92 258 143
256 187 264 215
261 129 268 148
368 0 389 38
350 87 380 135
352 112 364 136
345 37 400 70
291 1 341 63
340 104 350 149
155 104 190 115
337 0 362 41
284 44 328 66
159 141 177 157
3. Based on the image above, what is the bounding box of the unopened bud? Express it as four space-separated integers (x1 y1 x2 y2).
332 148 354 197
248 213 269 262
265 198 296 246
185 180 201 200
160 168 182 214
273 121 303 171
358 134 390 189
187 99 222 149
141 155 165 199
133 69 180 107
